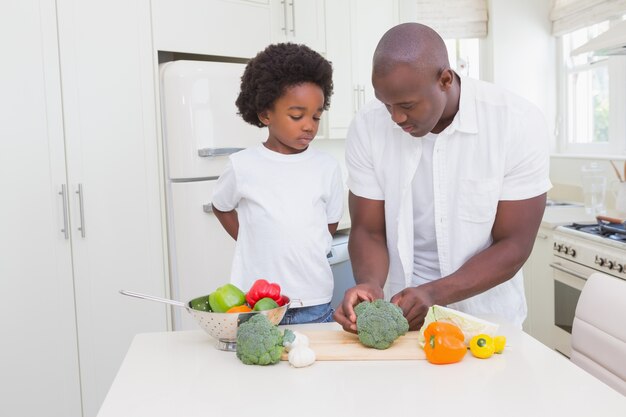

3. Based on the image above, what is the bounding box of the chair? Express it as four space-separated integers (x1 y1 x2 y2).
571 272 626 395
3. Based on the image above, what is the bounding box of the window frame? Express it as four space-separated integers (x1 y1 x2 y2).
556 19 626 157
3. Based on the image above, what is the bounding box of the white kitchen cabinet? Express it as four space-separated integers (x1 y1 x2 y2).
1 1 168 416
270 0 326 53
325 0 398 138
152 0 273 58
522 225 554 348
1 1 81 416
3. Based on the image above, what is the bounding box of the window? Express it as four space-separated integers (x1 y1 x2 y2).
445 38 480 79
558 20 626 155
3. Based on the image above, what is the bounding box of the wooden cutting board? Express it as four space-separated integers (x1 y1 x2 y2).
280 330 426 361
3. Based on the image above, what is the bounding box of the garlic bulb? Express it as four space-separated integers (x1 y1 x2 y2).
283 331 310 352
287 346 316 368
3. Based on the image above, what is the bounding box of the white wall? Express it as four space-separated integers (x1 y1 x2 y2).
482 0 557 150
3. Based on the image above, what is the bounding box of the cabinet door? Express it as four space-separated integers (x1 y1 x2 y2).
351 0 397 103
0 1 82 416
529 228 555 348
56 1 168 415
271 0 326 53
522 226 554 347
152 0 272 58
325 0 397 138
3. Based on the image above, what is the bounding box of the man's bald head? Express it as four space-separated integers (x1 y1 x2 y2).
373 23 450 78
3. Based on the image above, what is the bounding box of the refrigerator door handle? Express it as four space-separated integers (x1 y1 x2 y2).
197 147 244 158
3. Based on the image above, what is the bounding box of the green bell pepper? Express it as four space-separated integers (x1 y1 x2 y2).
208 283 246 313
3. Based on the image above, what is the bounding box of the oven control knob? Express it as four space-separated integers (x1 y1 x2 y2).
606 260 614 270
557 244 564 253
596 256 605 266
569 248 576 257
616 264 624 273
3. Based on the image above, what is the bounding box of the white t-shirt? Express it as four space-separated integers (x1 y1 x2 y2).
212 144 344 307
412 133 441 285
346 75 552 326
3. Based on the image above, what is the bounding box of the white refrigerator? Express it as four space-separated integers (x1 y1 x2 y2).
159 60 261 330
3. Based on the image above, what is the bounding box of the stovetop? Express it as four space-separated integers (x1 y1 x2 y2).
563 221 626 244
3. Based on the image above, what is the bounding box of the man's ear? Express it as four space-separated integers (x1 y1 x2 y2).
439 69 454 90
258 111 270 126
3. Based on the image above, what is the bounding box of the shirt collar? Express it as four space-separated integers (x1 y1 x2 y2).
446 74 479 135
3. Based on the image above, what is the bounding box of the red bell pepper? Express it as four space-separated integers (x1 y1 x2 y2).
245 279 281 308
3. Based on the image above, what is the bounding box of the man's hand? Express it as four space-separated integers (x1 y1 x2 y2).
390 286 433 331
333 283 385 333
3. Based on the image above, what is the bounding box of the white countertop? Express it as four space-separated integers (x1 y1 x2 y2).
97 322 626 417
541 205 596 229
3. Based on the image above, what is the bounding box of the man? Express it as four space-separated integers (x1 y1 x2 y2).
334 23 551 332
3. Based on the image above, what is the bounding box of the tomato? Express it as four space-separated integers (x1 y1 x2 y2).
469 334 495 359
494 335 506 354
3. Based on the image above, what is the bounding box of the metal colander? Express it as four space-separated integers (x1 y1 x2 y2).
120 290 291 351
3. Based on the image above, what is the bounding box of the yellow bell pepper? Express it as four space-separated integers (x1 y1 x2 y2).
469 334 495 359
494 335 506 354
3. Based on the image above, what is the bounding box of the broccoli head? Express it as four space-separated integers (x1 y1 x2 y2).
355 299 409 350
236 314 284 365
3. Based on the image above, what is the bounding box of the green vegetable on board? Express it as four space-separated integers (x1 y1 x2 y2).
354 299 409 350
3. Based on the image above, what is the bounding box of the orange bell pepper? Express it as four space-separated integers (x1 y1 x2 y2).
423 321 467 365
226 304 252 313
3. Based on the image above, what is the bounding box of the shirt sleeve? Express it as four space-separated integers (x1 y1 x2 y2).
326 162 345 224
211 159 240 211
500 104 553 201
345 110 385 200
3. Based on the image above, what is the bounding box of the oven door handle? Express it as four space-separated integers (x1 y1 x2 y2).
549 262 589 280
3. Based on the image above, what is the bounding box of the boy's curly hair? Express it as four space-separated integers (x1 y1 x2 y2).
236 43 333 127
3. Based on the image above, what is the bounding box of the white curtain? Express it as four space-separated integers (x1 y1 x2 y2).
550 0 626 35
400 0 489 39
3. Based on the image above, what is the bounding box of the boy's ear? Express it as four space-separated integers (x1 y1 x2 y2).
257 111 270 126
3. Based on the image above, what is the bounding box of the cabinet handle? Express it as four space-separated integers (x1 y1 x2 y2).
359 85 365 106
289 0 296 35
76 183 86 238
59 184 69 239
353 86 359 113
280 0 287 34
203 203 213 214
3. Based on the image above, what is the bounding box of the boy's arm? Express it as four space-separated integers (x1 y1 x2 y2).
212 207 239 240
328 222 338 235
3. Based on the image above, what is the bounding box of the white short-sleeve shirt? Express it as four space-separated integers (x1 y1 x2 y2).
346 75 552 326
212 144 344 307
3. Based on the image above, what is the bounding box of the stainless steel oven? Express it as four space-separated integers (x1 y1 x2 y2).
550 222 626 357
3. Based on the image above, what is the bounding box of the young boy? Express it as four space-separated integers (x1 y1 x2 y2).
211 43 344 324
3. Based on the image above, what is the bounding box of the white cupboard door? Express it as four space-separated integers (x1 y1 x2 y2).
325 0 398 138
0 1 82 416
168 180 236 330
152 0 272 58
351 0 398 104
56 1 167 415
325 0 354 138
271 0 326 53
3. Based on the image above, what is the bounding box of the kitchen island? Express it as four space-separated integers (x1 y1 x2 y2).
97 322 625 417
